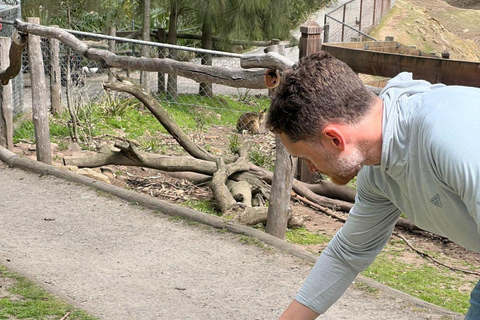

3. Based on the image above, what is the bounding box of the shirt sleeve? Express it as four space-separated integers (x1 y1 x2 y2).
295 169 401 314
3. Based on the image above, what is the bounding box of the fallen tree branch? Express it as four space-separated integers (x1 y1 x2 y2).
249 164 354 211
292 193 347 222
13 20 267 89
300 180 356 203
103 81 234 163
240 52 294 71
59 311 71 320
211 158 237 213
64 146 218 174
228 180 252 206
0 31 28 85
293 193 423 233
392 232 480 277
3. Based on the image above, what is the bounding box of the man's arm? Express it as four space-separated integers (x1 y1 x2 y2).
278 300 319 320
282 169 401 316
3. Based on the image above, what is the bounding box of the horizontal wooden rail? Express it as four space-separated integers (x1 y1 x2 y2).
322 43 480 87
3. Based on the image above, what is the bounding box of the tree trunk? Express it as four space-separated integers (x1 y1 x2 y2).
108 25 116 83
27 17 52 165
167 3 178 100
48 27 62 116
0 37 14 150
265 134 296 239
199 21 213 97
141 0 151 93
157 27 167 93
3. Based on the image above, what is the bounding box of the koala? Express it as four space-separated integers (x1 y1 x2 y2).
236 109 267 134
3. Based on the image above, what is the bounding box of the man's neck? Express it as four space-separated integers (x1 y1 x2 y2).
346 96 384 165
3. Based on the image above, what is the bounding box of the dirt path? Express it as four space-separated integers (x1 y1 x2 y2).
0 161 463 319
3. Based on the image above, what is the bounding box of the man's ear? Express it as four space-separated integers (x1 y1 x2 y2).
322 124 346 152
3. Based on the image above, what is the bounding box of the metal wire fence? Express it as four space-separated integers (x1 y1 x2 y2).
16 29 271 125
1 0 396 128
0 1 23 114
324 0 395 43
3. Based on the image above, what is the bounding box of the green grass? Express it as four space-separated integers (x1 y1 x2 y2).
363 253 475 313
14 94 270 151
286 227 331 245
183 199 218 215
238 235 274 252
0 265 97 320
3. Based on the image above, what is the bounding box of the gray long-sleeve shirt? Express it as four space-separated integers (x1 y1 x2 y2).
296 72 480 314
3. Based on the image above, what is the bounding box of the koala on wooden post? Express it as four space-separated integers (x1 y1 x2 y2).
236 109 267 134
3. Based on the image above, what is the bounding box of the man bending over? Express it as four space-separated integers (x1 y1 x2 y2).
267 51 480 319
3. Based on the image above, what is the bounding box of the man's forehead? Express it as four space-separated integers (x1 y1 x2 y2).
278 133 309 157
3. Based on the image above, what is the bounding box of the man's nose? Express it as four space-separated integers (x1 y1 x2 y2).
305 159 318 173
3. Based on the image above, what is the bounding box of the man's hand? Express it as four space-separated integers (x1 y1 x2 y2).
278 300 319 320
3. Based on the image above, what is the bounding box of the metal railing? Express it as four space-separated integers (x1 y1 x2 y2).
324 0 395 43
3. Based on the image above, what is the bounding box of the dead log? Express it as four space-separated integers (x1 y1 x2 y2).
234 206 304 228
211 158 237 213
64 142 219 174
234 207 269 225
240 52 294 71
13 20 267 89
159 171 212 185
227 180 252 207
301 180 356 203
210 141 253 214
64 146 355 214
230 171 271 198
102 81 239 164
0 31 28 85
248 164 354 211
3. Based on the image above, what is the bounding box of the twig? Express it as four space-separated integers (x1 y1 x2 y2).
59 311 71 320
296 192 480 276
292 193 347 223
392 232 480 276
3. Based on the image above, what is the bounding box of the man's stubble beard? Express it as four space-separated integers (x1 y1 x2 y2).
325 144 369 186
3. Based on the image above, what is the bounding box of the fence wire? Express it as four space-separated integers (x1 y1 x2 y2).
16 30 270 129
1 0 394 130
325 0 394 43
0 2 23 114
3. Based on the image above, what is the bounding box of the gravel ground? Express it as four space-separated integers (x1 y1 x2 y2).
0 162 462 319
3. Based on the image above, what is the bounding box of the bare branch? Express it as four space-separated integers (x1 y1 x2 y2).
103 81 238 163
393 232 480 276
0 31 28 85
240 52 294 70
14 20 267 89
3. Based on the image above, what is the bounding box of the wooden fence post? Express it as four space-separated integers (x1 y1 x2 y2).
0 37 14 150
141 0 151 93
341 4 347 42
108 25 116 82
27 17 52 165
265 40 295 240
157 27 166 93
297 20 323 183
49 25 62 116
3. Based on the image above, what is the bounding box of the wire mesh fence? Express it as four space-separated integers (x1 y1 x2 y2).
0 1 23 114
325 0 395 43
1 0 395 137
15 28 272 135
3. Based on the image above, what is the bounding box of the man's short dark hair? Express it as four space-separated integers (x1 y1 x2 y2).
266 51 375 142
